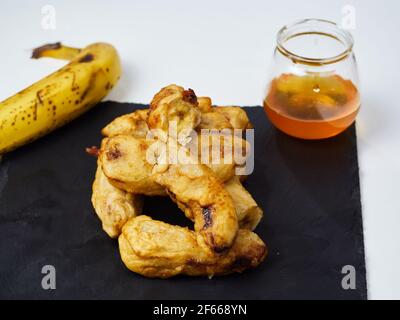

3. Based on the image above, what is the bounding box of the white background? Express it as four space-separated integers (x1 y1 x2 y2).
1 0 399 299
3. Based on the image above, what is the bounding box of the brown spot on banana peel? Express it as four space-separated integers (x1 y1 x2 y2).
36 89 44 105
78 53 94 63
11 115 17 126
67 70 76 90
32 101 38 120
80 69 100 102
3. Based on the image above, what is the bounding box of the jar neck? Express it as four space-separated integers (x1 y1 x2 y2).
277 19 354 66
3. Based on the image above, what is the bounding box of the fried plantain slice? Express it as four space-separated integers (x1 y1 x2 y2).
91 162 143 238
152 159 238 253
102 109 150 138
147 84 201 141
99 135 167 196
224 176 263 230
119 215 267 278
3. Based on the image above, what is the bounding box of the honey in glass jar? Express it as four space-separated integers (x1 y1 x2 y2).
264 19 360 139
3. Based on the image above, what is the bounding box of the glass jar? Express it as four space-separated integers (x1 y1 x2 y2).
263 19 360 139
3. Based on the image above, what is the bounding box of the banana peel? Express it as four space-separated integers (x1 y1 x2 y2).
0 42 121 154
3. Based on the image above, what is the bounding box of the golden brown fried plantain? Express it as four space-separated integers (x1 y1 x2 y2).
224 176 263 230
91 84 266 278
147 85 201 140
102 109 149 138
101 133 238 251
119 216 267 278
100 90 252 184
152 159 238 252
100 132 249 194
99 135 167 196
197 96 213 113
102 100 252 139
91 163 143 238
214 106 253 129
187 131 250 182
198 111 233 130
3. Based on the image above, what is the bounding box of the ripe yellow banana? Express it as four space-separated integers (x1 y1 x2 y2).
0 42 121 154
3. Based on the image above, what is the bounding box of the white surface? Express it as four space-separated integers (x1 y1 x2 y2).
1 0 399 299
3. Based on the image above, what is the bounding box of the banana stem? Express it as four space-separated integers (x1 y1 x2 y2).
31 42 82 61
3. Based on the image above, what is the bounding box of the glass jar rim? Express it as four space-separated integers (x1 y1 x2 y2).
277 18 354 65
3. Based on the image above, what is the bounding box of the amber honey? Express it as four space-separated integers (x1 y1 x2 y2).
263 73 360 139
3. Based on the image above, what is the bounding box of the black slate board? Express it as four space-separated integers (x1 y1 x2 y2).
0 102 367 300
